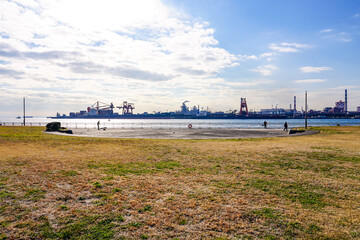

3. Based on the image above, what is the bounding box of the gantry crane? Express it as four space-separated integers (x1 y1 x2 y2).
117 101 135 115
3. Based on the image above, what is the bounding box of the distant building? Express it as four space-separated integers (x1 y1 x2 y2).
332 107 343 114
357 106 360 112
260 108 286 115
335 100 345 113
323 107 332 113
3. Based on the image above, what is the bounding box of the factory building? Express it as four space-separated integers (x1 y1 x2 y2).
260 108 286 115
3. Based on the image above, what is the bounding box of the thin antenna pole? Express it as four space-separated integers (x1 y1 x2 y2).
305 91 307 129
23 97 26 126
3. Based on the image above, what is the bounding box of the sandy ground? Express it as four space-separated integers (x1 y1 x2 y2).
47 128 319 139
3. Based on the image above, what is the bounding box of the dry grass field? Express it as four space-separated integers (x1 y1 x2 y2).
0 126 359 239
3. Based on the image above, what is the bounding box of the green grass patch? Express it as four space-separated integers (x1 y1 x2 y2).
59 205 68 210
249 179 326 209
178 219 187 225
154 161 181 169
28 215 121 239
113 187 122 193
24 188 45 201
57 217 114 239
138 205 152 213
93 181 102 189
0 190 15 199
127 222 143 228
252 208 280 220
61 170 79 176
306 223 322 234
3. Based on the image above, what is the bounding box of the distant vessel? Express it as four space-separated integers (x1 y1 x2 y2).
17 116 33 119
16 116 21 119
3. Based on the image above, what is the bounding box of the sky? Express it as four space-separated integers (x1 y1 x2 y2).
0 0 360 116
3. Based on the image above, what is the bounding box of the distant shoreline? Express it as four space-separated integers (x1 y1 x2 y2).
49 114 360 120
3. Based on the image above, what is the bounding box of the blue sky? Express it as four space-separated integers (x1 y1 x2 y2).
0 0 359 116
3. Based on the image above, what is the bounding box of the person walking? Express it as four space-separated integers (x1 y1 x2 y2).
263 121 267 129
283 121 288 131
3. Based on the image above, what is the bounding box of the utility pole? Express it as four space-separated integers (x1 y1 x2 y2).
305 91 307 129
23 97 25 126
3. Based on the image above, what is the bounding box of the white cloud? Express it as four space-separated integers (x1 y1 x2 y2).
300 66 333 73
0 0 241 115
294 79 327 83
227 80 273 87
237 52 276 62
252 65 277 76
269 42 310 53
339 38 352 42
320 29 352 42
237 42 307 63
238 54 258 60
260 52 275 58
320 29 333 33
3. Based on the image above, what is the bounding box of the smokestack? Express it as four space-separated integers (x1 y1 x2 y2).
294 96 297 111
345 89 348 113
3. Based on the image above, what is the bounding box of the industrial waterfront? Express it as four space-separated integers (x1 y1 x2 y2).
50 89 360 120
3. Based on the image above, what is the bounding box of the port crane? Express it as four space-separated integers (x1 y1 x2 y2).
88 101 114 114
117 101 135 115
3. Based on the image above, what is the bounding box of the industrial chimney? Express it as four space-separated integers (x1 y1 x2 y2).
294 96 297 112
345 89 348 113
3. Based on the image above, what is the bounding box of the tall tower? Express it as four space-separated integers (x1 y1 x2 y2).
345 89 348 113
239 98 248 115
294 96 297 112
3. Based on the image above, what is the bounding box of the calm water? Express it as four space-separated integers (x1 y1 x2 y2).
1 117 360 129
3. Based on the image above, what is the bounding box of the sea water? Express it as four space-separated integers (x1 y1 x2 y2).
1 117 360 129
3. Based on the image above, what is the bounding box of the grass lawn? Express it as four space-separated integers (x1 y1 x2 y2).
0 126 359 239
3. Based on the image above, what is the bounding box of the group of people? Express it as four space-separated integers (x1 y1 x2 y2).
263 121 288 131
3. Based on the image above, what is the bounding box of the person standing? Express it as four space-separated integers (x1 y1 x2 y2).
97 120 100 130
283 122 288 131
263 121 267 129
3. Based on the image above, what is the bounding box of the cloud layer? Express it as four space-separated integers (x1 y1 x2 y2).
269 42 310 53
0 0 242 115
252 65 277 76
0 1 358 115
300 66 333 73
294 79 327 84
